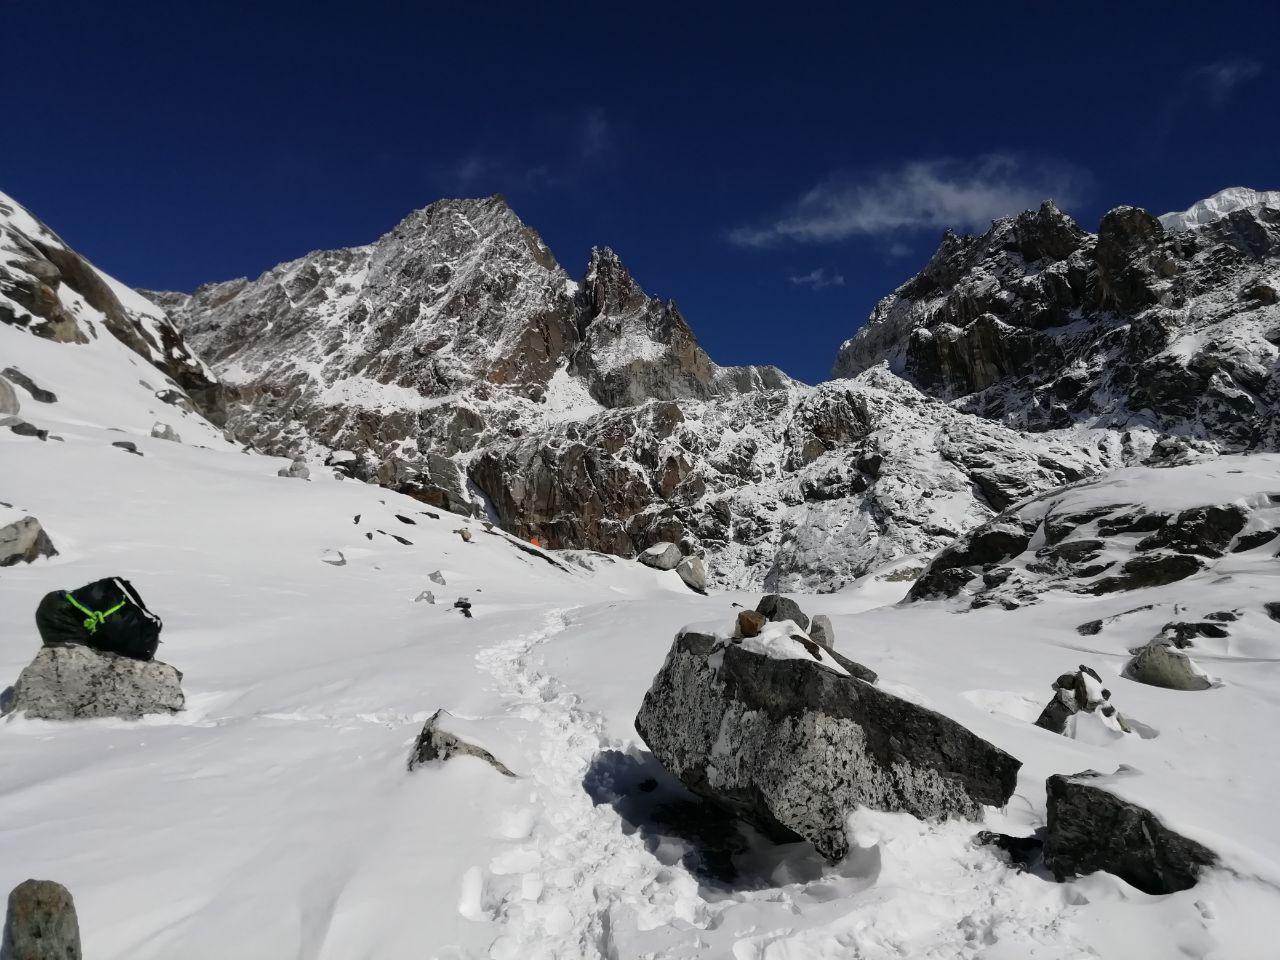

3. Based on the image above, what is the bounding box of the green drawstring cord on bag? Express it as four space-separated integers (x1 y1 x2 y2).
64 593 126 635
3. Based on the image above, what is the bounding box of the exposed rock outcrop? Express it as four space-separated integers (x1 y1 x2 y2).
635 621 1018 861
1044 768 1217 894
3 645 184 720
0 515 57 567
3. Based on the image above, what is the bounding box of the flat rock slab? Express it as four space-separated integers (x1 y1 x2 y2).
4 645 184 720
1044 769 1217 894
2 879 81 960
636 628 1020 861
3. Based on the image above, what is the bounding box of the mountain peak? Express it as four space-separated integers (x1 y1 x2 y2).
1159 186 1280 232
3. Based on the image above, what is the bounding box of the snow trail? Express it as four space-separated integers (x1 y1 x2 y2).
469 607 706 959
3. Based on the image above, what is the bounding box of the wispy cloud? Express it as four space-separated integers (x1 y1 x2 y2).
788 267 845 290
1191 58 1263 104
435 110 613 195
729 155 1089 247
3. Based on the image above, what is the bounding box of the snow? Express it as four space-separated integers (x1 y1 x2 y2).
6 227 1280 958
1159 186 1280 232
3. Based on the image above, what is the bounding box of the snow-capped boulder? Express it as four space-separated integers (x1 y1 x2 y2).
1034 665 1132 738
1044 768 1217 894
150 422 180 442
635 620 1018 861
675 555 706 592
638 542 681 571
277 459 310 480
1125 641 1213 691
3 645 184 720
408 710 515 777
3 879 81 960
755 594 810 631
0 514 57 567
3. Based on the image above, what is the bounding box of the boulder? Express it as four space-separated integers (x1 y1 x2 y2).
1126 641 1212 691
408 710 515 776
635 623 1019 861
0 368 56 404
1044 769 1217 893
111 440 142 456
1034 665 1131 737
428 570 447 585
809 614 835 648
0 516 57 567
755 594 810 631
2 879 81 960
638 542 681 570
278 459 310 479
3 645 184 720
150 422 181 442
735 610 766 638
0 377 18 417
413 590 436 604
675 556 707 592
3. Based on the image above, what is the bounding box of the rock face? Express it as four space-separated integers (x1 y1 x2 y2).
408 710 515 776
638 542 682 571
0 190 223 424
635 624 1020 861
835 194 1280 451
1044 769 1217 894
0 515 57 567
4 645 184 720
2 879 81 960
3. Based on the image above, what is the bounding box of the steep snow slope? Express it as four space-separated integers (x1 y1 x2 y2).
5 278 1280 958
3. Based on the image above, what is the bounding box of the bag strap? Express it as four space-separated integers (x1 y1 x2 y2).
65 593 126 635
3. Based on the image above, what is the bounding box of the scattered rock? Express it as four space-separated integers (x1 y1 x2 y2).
675 556 707 592
1157 620 1229 647
6 420 47 441
809 614 835 648
0 377 18 417
1035 665 1132 737
1086 552 1203 594
408 710 515 776
428 570 447 585
735 610 766 638
454 528 473 543
2 879 82 960
755 594 810 631
277 459 310 480
1044 768 1217 894
1076 619 1103 636
454 597 473 618
1126 642 1213 691
1231 529 1278 553
2 645 184 720
414 590 436 604
1 368 56 404
320 549 346 566
638 541 682 570
1266 602 1280 623
149 422 181 443
635 625 1019 861
394 514 416 525
111 440 142 456
0 516 58 567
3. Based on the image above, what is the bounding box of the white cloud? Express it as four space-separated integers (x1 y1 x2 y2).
1192 58 1263 103
730 155 1089 247
788 267 845 290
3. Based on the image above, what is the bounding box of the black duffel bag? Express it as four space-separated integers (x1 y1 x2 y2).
35 577 163 661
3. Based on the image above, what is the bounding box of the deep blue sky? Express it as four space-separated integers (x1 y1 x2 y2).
5 2 1277 383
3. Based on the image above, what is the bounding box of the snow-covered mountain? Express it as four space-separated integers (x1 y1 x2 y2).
1160 185 1280 231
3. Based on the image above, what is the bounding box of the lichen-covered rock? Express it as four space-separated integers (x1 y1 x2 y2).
2 879 81 960
408 710 515 776
3 645 184 720
1126 641 1213 691
0 516 57 567
635 625 1019 861
638 542 681 570
1044 768 1217 893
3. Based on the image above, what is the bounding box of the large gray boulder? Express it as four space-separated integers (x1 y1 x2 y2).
0 517 57 567
638 542 681 570
809 614 835 648
1126 641 1213 691
150 421 181 443
1044 769 1217 893
1 879 81 960
675 556 707 592
277 458 310 480
3 645 184 720
0 377 18 417
635 625 1020 861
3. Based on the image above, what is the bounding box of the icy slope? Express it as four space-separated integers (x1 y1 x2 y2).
1161 186 1280 232
5 303 1280 957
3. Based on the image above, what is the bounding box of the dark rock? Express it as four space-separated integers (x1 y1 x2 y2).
1044 769 1217 894
755 594 810 630
6 421 47 441
1135 505 1248 558
454 598 473 618
1086 553 1203 594
408 710 515 776
635 627 1019 861
975 830 1043 871
735 610 766 638
1158 621 1229 646
2 879 82 960
0 516 58 567
809 614 835 648
1034 665 1130 736
111 440 142 456
0 368 56 404
4 645 184 720
394 514 417 525
1231 529 1278 552
1076 619 1103 636
1266 602 1280 623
